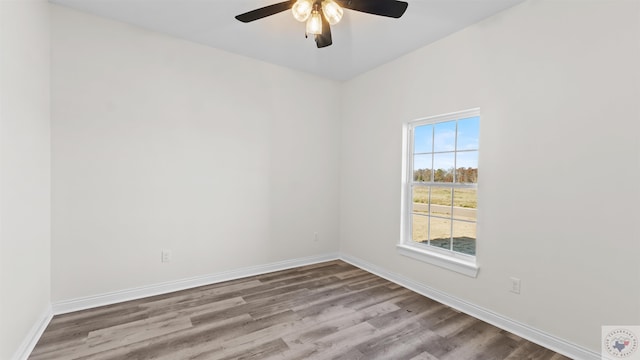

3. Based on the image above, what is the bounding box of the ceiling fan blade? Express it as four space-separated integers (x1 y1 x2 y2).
235 1 295 23
339 0 408 18
315 13 333 48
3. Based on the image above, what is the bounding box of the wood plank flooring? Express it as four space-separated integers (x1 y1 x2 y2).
30 261 571 360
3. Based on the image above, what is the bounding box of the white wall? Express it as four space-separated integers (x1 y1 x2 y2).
37 0 640 356
340 0 640 354
0 0 51 359
51 5 341 302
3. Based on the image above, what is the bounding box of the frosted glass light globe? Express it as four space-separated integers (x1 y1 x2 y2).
292 0 313 22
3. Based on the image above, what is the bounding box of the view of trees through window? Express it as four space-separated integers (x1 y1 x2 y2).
409 115 479 256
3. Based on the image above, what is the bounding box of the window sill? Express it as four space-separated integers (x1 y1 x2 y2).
396 244 479 278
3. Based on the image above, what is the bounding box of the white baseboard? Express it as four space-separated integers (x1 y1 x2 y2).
339 253 600 360
52 252 339 315
32 251 597 360
12 305 53 360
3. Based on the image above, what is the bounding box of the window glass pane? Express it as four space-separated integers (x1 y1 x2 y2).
412 214 428 243
433 153 454 182
413 155 432 182
455 151 478 183
433 121 456 152
412 186 429 214
405 112 479 260
413 125 433 154
453 188 477 221
429 187 452 220
453 221 476 255
430 217 451 250
456 116 480 151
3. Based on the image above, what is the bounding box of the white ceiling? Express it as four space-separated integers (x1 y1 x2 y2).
49 0 526 81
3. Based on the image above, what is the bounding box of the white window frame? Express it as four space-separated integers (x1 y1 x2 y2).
398 108 480 278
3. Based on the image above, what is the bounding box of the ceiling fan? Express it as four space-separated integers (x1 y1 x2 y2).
235 0 409 48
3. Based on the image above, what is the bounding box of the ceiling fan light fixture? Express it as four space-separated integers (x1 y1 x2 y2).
321 0 343 25
235 0 409 48
306 9 323 35
291 0 313 22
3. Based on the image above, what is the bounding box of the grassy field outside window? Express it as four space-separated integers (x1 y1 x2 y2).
406 111 479 256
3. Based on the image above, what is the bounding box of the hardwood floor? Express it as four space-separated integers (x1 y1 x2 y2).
30 261 570 360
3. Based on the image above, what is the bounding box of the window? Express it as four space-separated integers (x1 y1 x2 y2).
398 109 480 277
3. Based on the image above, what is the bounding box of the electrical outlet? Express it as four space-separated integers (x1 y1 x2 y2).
509 277 521 294
161 249 172 263
314 232 319 242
